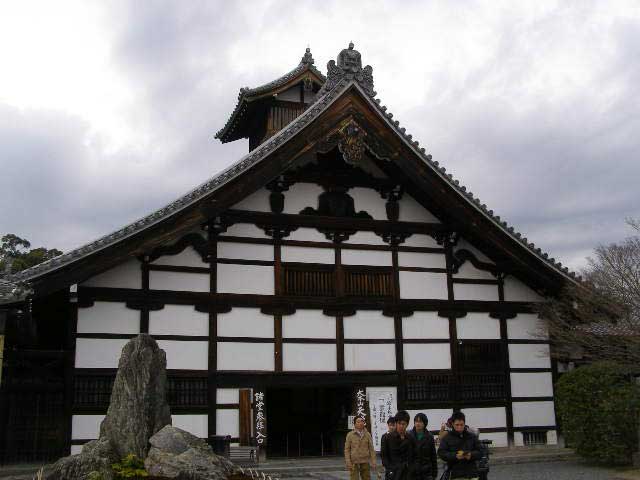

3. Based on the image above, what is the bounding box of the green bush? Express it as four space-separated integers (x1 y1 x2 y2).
556 361 640 465
111 454 149 479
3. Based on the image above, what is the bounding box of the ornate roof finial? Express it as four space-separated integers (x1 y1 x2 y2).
300 47 314 65
318 42 375 97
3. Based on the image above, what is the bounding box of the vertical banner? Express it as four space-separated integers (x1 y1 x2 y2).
253 390 267 447
367 387 397 452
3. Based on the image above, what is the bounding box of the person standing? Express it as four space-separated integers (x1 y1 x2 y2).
344 416 377 480
385 410 416 480
381 416 396 480
409 413 437 480
437 412 482 480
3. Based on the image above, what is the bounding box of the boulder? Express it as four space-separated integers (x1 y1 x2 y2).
145 425 237 480
47 437 118 480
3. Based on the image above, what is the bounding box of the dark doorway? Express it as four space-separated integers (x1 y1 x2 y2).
266 386 352 457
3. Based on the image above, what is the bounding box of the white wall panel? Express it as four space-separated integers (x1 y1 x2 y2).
457 239 494 264
453 283 499 301
512 401 556 427
217 308 273 338
77 302 139 334
218 242 274 261
513 432 524 446
461 407 507 429
399 272 448 299
216 388 240 404
504 277 544 302
217 264 274 295
149 305 208 336
232 188 271 212
547 430 558 445
157 340 208 370
508 344 551 369
152 246 208 267
277 85 301 102
344 311 394 339
398 195 440 223
283 310 335 339
402 234 440 248
81 259 141 289
172 414 207 438
479 432 508 447
456 313 500 340
283 344 337 371
345 231 387 245
72 414 104 439
75 338 129 368
453 261 496 280
349 187 388 220
216 409 240 437
281 246 334 264
345 344 395 371
398 252 446 269
287 228 329 242
149 271 209 292
402 312 449 339
407 409 451 431
507 314 547 340
217 342 274 371
341 249 392 266
283 183 324 215
221 223 269 238
511 372 554 398
403 343 451 370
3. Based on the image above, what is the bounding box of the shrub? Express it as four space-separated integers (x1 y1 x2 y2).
555 361 640 465
111 454 149 479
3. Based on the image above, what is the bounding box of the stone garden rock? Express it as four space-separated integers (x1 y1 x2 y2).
47 437 118 480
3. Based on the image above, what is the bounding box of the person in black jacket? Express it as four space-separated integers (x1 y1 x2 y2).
437 412 482 479
408 413 437 480
385 410 416 480
381 416 396 480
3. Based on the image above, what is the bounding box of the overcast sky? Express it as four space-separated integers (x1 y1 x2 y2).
1 1 639 272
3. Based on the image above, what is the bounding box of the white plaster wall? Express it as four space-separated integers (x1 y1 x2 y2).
220 223 269 239
232 188 271 212
507 314 548 340
149 305 208 336
349 187 388 220
343 311 394 339
511 372 554 398
402 312 449 339
218 242 274 261
72 414 104 439
216 409 240 437
453 261 496 280
157 340 208 370
457 239 494 264
81 258 141 289
217 308 274 338
398 195 440 223
277 85 301 102
283 343 337 371
399 272 448 299
403 343 451 370
512 401 556 427
398 252 446 269
407 409 452 431
216 388 240 404
461 407 507 429
286 227 329 242
281 245 334 264
453 283 499 301
77 302 139 334
547 430 558 445
172 414 208 438
503 277 544 302
508 344 551 369
283 183 324 215
75 338 130 368
402 234 440 248
345 231 387 245
456 313 500 340
149 271 210 292
217 342 274 371
283 310 335 339
513 432 525 446
341 249 392 266
217 264 274 295
344 343 395 371
152 246 208 267
479 432 508 447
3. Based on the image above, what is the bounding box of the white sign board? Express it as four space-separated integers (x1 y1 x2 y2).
367 387 397 452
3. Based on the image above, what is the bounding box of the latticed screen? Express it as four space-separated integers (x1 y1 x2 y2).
343 266 393 298
406 371 507 403
457 341 504 372
523 431 548 445
282 263 393 297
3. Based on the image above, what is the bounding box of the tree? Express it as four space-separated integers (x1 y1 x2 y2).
0 234 63 275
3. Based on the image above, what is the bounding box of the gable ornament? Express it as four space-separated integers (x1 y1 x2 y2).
322 42 375 97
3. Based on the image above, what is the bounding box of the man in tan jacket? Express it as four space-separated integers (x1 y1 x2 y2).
344 416 377 480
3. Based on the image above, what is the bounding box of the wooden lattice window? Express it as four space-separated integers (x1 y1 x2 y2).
283 263 335 297
406 372 453 402
523 430 548 445
405 371 507 403
344 266 393 298
457 341 504 372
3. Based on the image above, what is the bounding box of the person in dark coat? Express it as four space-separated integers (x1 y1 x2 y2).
381 416 396 480
437 412 482 479
385 410 416 480
408 413 437 480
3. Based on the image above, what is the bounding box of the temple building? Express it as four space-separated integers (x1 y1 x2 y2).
0 44 578 463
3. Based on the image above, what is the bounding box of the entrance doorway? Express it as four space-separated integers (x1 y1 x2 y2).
266 386 352 457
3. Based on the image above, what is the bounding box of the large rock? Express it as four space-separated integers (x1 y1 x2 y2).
47 437 118 480
100 333 172 459
145 425 237 480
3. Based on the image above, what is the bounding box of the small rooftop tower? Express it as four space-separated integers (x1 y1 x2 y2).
215 48 326 151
